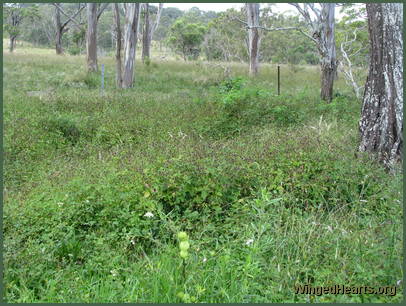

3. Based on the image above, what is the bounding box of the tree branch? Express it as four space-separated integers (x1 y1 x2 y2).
307 3 321 19
289 3 312 24
53 3 84 29
153 3 163 33
232 16 318 44
231 16 248 26
97 3 109 21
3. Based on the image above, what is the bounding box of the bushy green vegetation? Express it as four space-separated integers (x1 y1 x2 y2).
3 49 403 302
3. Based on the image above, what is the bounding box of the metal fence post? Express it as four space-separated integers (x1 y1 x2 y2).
101 64 105 94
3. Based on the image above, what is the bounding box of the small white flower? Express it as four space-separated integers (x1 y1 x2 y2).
326 225 333 232
130 239 136 245
202 257 207 263
144 212 154 218
57 202 64 207
110 269 118 277
245 239 254 246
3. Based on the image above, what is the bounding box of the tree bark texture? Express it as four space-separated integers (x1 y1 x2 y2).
142 3 163 62
318 4 337 102
9 36 17 53
54 6 64 54
246 3 260 76
142 4 151 62
122 3 141 88
289 3 337 101
86 3 98 72
113 3 123 88
359 3 403 167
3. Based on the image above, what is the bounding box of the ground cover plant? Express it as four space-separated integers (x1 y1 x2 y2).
3 45 403 302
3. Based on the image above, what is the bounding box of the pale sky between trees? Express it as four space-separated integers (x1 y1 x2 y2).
166 3 348 18
167 3 292 13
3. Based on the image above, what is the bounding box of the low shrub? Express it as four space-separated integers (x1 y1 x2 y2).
67 46 81 56
63 71 99 89
42 115 81 144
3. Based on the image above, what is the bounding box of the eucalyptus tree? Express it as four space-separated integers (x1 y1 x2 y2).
246 3 260 76
359 3 403 168
113 3 122 87
52 3 85 54
142 3 163 63
3 3 39 52
86 3 109 72
122 3 141 88
289 3 337 102
236 3 319 76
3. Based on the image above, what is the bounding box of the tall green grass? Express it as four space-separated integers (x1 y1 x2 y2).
3 48 402 302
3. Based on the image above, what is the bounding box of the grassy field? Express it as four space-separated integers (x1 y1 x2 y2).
3 46 403 302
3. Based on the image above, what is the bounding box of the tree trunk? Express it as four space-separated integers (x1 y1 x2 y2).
153 3 163 40
142 3 151 63
86 3 98 72
246 3 260 76
142 3 163 62
318 3 337 102
113 3 123 88
359 3 403 167
320 63 335 101
289 3 337 102
122 3 141 88
55 31 63 54
54 6 64 54
9 36 16 53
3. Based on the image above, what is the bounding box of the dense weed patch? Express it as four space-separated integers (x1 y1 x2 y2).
3 51 403 302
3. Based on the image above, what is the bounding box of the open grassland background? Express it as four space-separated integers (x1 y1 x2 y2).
3 46 403 302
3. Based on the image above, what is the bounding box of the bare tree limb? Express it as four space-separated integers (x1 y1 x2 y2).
53 3 84 29
97 3 109 21
153 3 163 33
232 16 318 44
308 3 321 19
289 3 312 24
339 27 363 99
232 15 247 24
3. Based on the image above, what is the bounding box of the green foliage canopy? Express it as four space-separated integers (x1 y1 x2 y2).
168 18 207 61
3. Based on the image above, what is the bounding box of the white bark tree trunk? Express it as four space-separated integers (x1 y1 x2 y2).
289 3 337 101
359 3 403 167
122 3 141 88
318 4 337 102
86 3 98 72
246 3 260 76
339 40 363 99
